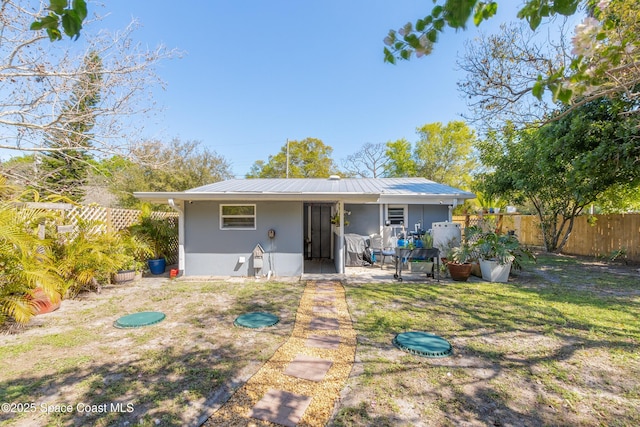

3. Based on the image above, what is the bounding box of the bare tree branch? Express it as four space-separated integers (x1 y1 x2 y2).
0 0 179 164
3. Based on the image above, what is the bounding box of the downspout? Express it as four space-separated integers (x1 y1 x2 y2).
448 198 459 222
338 200 345 274
168 198 185 273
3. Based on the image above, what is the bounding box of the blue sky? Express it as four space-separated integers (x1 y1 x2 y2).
99 1 527 177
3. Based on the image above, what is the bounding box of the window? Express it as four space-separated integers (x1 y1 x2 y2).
386 205 407 226
220 204 256 230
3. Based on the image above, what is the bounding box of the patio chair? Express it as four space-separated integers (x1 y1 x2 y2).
370 233 397 269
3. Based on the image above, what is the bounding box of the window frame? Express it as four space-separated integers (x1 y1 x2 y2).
386 204 407 227
219 204 257 230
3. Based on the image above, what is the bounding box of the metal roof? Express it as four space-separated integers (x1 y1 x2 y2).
134 177 476 204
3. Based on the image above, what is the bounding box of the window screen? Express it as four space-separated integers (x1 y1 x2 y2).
220 204 256 229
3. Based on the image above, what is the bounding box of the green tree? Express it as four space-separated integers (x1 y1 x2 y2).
31 0 87 41
384 138 416 177
385 0 640 112
107 138 233 208
38 51 103 202
246 138 339 178
594 184 640 213
478 96 640 252
414 121 477 189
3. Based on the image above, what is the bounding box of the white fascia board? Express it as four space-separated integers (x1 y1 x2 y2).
377 194 475 205
134 192 380 204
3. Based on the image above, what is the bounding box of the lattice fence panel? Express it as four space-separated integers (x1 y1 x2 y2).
108 208 143 231
58 205 179 265
151 212 179 265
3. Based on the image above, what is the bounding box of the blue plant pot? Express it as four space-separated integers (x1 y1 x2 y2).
148 258 166 275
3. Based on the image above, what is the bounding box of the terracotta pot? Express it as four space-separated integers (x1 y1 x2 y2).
30 288 61 315
447 262 473 282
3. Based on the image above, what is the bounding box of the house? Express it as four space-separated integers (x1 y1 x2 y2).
134 177 475 277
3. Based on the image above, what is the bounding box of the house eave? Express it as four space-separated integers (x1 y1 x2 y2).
376 193 476 205
133 191 381 204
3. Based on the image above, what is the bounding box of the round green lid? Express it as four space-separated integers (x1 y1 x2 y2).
393 331 453 357
234 312 279 328
114 311 166 328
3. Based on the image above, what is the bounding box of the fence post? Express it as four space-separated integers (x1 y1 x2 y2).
106 208 113 233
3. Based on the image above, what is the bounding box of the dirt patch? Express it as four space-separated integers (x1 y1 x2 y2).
0 276 304 427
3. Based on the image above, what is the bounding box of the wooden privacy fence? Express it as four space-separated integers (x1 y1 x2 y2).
453 213 640 263
34 204 179 265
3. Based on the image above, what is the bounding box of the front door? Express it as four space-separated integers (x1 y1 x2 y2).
304 203 332 259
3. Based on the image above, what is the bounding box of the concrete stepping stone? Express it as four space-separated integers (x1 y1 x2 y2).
284 355 333 382
309 317 339 330
313 295 335 303
315 281 336 287
306 334 341 350
312 305 337 314
249 389 312 427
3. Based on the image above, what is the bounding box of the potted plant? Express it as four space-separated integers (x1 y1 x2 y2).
445 242 475 282
112 232 153 283
129 205 177 275
473 231 534 283
463 226 483 277
409 233 434 273
421 233 434 248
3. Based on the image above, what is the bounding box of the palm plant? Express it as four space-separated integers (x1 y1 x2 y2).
53 217 131 297
0 183 63 325
129 204 177 260
113 230 153 272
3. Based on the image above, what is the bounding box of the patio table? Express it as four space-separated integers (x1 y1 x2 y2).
394 247 440 282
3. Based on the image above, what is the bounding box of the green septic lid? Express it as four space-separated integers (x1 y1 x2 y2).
114 311 166 328
393 331 453 357
234 312 279 328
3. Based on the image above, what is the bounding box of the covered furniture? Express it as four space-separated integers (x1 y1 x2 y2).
344 234 371 267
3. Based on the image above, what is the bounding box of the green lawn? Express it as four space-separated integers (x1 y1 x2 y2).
335 254 640 426
1 255 638 427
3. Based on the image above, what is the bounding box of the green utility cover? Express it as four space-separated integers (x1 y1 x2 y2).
234 312 279 328
114 311 166 329
393 331 453 357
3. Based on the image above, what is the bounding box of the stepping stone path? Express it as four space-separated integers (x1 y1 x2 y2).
205 280 357 427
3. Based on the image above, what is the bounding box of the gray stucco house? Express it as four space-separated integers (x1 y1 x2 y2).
134 177 475 277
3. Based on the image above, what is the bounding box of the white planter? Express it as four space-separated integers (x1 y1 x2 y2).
479 259 512 283
410 261 433 273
